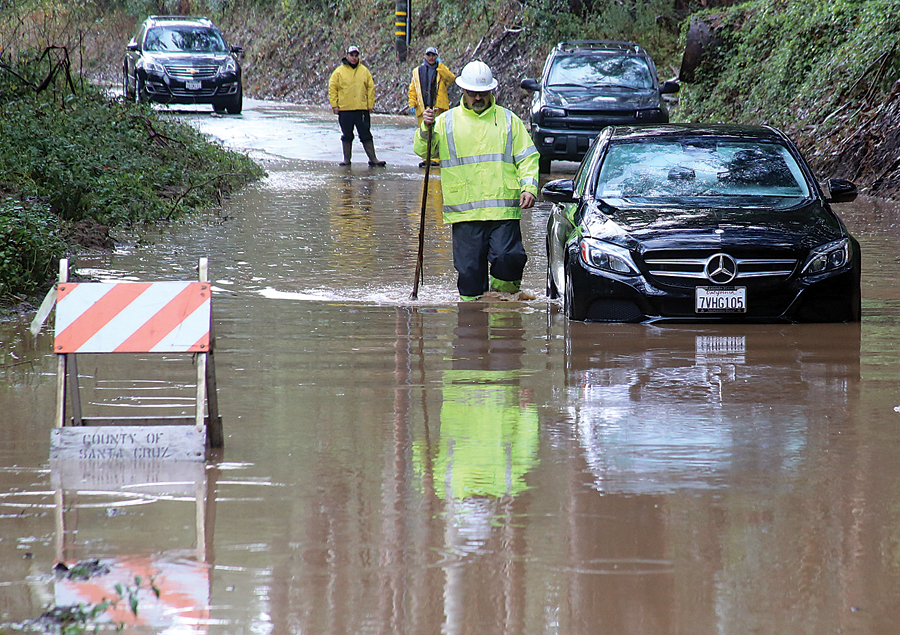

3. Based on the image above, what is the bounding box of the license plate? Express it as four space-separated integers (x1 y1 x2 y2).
186 80 202 90
695 286 746 313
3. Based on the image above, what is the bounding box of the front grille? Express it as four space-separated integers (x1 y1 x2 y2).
644 256 797 286
170 86 217 97
546 111 637 130
586 299 644 322
165 63 219 79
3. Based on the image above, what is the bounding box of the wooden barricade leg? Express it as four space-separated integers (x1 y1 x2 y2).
68 354 83 426
195 353 207 430
206 351 223 448
55 354 67 429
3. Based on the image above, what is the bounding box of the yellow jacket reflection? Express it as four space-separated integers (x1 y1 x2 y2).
435 369 538 500
419 308 538 501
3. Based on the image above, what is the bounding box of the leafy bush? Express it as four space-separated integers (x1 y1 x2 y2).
0 199 66 299
0 42 264 300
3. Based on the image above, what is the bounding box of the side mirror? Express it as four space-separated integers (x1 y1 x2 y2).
520 78 541 92
231 45 244 58
660 79 680 94
542 178 575 203
824 178 857 203
126 42 139 52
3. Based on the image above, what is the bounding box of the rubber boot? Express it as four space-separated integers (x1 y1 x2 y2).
339 142 352 166
363 140 386 166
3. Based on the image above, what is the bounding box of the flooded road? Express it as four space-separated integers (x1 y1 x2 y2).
2 99 900 634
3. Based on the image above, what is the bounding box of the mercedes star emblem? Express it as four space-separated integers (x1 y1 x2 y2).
704 253 738 284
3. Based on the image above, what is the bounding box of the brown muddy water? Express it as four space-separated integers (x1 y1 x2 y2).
2 99 900 634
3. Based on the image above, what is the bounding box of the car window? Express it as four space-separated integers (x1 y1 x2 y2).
144 26 228 53
548 54 653 89
594 139 810 203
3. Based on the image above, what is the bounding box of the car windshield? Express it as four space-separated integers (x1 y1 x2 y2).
594 138 810 204
144 26 228 53
548 54 653 89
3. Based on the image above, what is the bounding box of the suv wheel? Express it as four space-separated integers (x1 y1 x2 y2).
539 154 552 174
225 85 242 115
134 76 146 104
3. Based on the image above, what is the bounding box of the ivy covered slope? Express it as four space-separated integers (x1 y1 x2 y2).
0 52 265 307
677 0 900 197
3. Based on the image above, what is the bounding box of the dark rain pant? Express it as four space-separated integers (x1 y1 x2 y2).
338 110 374 143
451 220 528 297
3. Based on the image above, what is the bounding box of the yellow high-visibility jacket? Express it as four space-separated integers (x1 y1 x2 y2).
407 62 455 120
328 61 375 111
414 96 540 224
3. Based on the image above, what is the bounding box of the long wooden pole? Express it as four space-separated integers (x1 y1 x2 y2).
410 122 433 300
410 69 439 300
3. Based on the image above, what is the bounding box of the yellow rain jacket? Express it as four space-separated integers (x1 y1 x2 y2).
414 96 539 224
407 62 456 120
328 60 375 111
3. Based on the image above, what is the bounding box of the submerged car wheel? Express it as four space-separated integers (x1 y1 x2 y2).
546 242 559 299
563 267 579 320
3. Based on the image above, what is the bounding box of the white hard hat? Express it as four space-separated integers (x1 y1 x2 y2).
456 60 498 92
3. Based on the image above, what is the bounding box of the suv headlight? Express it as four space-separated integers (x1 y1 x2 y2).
580 238 638 275
635 108 662 120
801 238 850 276
219 56 238 75
139 59 166 75
541 106 566 118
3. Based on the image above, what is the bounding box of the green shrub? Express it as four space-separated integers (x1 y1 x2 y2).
0 199 66 300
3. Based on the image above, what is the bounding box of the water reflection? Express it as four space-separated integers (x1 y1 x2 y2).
562 323 862 493
48 458 217 632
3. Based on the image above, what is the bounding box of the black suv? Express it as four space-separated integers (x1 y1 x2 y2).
521 41 679 172
124 15 243 114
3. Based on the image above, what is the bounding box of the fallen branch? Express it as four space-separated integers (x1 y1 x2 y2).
166 173 243 220
135 114 179 147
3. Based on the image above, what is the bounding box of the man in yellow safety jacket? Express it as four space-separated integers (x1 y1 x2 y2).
408 46 455 168
328 45 386 167
414 60 539 301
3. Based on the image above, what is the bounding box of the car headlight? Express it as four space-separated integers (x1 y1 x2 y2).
801 238 850 276
139 59 165 75
580 238 638 275
219 56 238 75
541 106 566 118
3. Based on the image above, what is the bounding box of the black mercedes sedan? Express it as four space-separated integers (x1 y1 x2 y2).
543 124 861 323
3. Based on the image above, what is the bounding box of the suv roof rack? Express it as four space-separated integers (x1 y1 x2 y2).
556 40 642 54
148 15 213 25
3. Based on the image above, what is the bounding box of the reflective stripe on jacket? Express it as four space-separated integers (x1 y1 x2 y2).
414 97 539 224
328 60 375 111
408 62 455 118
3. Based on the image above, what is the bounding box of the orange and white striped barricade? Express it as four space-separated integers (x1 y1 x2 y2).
50 258 223 460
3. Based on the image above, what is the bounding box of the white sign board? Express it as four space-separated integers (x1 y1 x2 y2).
51 425 206 462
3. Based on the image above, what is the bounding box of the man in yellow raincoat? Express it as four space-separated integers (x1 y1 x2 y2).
414 61 539 300
328 45 386 167
408 47 455 168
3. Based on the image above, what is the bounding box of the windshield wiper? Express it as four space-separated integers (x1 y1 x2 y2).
548 82 590 88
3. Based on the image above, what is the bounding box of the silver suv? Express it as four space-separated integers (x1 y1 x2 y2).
123 15 243 114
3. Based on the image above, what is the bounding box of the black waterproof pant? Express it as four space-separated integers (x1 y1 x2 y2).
338 110 373 143
451 219 527 297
